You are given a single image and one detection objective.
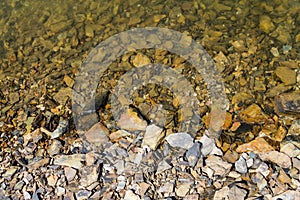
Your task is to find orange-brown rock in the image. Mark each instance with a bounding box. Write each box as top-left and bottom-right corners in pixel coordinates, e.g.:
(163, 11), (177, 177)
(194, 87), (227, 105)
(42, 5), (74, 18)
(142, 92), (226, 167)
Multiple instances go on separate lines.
(239, 104), (268, 124)
(236, 137), (274, 153)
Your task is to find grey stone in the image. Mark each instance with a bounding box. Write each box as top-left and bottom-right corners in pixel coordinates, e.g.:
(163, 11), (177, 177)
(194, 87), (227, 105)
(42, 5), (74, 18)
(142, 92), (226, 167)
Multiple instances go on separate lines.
(165, 132), (194, 150)
(235, 156), (247, 174)
(228, 185), (247, 200)
(185, 142), (201, 167)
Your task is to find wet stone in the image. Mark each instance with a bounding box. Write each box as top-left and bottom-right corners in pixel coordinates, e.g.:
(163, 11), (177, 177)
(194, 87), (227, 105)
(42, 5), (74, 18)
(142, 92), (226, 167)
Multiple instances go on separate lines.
(239, 104), (268, 124)
(275, 92), (300, 117)
(165, 132), (194, 150)
(275, 67), (296, 85)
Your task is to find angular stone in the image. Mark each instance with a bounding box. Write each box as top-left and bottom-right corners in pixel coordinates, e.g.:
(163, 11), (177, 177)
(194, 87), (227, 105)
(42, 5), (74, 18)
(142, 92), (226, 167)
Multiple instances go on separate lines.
(205, 155), (232, 177)
(259, 15), (275, 33)
(124, 190), (141, 200)
(292, 158), (300, 170)
(183, 194), (199, 200)
(47, 174), (58, 187)
(76, 190), (91, 200)
(142, 124), (164, 150)
(53, 87), (73, 105)
(54, 154), (85, 169)
(235, 156), (247, 174)
(158, 182), (174, 194)
(275, 67), (296, 85)
(109, 130), (131, 142)
(3, 167), (19, 180)
(9, 92), (19, 104)
(27, 157), (50, 169)
(185, 142), (201, 167)
(64, 167), (77, 182)
(175, 184), (190, 197)
(259, 151), (291, 168)
(271, 190), (300, 200)
(228, 185), (247, 200)
(48, 139), (62, 156)
(51, 119), (68, 139)
(23, 128), (43, 146)
(132, 53), (151, 67)
(117, 109), (147, 131)
(165, 132), (194, 150)
(63, 75), (74, 88)
(214, 186), (229, 200)
(288, 119), (300, 135)
(239, 104), (268, 124)
(80, 166), (99, 187)
(84, 123), (109, 146)
(156, 159), (171, 174)
(236, 137), (274, 153)
(280, 143), (300, 158)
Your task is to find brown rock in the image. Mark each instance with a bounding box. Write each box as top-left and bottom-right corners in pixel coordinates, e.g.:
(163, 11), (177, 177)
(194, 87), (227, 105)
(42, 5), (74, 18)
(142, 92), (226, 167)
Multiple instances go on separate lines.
(259, 15), (275, 33)
(259, 150), (291, 168)
(223, 150), (239, 163)
(117, 109), (147, 132)
(63, 75), (74, 88)
(239, 104), (268, 124)
(84, 123), (109, 146)
(275, 67), (296, 85)
(236, 137), (274, 153)
(132, 53), (151, 67)
(109, 130), (132, 142)
(275, 92), (300, 117)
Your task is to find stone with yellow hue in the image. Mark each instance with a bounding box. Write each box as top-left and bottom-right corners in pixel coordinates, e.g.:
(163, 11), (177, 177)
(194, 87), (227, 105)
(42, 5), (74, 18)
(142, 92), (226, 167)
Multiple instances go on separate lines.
(275, 67), (296, 85)
(132, 53), (151, 67)
(236, 137), (274, 153)
(239, 104), (268, 124)
(259, 15), (275, 33)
